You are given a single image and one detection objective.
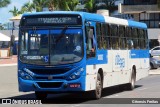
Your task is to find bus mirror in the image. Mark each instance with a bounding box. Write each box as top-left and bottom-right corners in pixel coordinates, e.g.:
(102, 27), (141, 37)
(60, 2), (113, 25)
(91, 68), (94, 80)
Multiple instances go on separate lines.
(89, 29), (93, 38)
(85, 21), (91, 27)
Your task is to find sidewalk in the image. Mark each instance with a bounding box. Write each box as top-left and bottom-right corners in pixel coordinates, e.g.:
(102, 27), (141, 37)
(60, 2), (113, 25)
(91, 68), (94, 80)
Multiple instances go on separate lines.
(0, 55), (17, 67)
(149, 69), (160, 75)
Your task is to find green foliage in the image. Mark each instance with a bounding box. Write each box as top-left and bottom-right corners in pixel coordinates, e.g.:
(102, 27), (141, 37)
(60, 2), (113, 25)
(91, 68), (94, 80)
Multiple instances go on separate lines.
(84, 0), (117, 13)
(21, 2), (35, 13)
(33, 0), (48, 12)
(67, 0), (79, 11)
(46, 0), (79, 11)
(46, 0), (59, 11)
(20, 0), (78, 12)
(84, 0), (96, 13)
(0, 24), (4, 30)
(0, 0), (10, 8)
(9, 6), (22, 16)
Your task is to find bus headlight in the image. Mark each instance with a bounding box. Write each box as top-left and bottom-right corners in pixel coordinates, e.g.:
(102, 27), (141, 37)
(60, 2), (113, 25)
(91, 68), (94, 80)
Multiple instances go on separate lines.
(68, 68), (84, 80)
(18, 70), (33, 80)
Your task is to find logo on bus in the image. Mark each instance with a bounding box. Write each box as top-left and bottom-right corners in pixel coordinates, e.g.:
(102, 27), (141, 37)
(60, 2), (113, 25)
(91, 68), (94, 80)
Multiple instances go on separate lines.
(43, 56), (49, 63)
(115, 54), (125, 68)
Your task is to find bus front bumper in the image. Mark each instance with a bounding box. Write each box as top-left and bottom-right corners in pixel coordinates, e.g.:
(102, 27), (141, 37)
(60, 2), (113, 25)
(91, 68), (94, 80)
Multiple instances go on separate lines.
(18, 76), (85, 92)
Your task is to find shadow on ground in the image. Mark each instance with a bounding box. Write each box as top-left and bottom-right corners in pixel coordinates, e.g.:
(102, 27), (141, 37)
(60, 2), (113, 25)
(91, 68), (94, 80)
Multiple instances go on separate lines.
(1, 85), (142, 104)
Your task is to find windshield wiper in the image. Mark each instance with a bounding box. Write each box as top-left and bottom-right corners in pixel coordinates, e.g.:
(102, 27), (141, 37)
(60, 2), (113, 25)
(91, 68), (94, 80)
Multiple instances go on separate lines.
(56, 26), (68, 43)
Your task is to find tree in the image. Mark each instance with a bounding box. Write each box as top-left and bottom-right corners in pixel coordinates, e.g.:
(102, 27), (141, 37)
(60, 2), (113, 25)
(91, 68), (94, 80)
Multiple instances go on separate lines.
(0, 23), (4, 30)
(9, 6), (22, 16)
(84, 0), (117, 13)
(84, 0), (97, 13)
(47, 0), (70, 11)
(58, 0), (70, 11)
(46, 0), (79, 11)
(21, 2), (35, 13)
(33, 0), (48, 12)
(0, 0), (10, 8)
(19, 0), (79, 12)
(46, 0), (59, 11)
(67, 0), (79, 11)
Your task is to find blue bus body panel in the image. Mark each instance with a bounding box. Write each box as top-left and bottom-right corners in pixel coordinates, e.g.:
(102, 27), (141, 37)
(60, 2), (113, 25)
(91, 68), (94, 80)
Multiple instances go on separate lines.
(18, 59), (86, 92)
(130, 50), (149, 59)
(86, 50), (108, 65)
(128, 20), (147, 29)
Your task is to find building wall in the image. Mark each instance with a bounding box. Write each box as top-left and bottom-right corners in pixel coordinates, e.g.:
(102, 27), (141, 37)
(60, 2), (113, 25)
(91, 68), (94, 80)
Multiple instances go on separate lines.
(0, 30), (18, 38)
(119, 0), (160, 48)
(148, 29), (160, 39)
(121, 5), (159, 13)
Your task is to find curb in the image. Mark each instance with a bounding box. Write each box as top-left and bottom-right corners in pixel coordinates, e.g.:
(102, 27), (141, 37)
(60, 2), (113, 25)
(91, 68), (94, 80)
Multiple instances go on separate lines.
(0, 63), (17, 67)
(149, 72), (160, 75)
(149, 73), (160, 75)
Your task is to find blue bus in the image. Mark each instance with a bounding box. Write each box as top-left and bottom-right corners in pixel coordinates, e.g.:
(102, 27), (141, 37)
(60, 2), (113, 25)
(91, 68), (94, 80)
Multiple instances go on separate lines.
(18, 11), (149, 99)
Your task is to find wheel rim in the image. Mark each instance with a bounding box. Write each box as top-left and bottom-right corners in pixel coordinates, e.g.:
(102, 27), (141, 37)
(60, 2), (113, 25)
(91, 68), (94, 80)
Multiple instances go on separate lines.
(96, 76), (102, 97)
(131, 74), (135, 89)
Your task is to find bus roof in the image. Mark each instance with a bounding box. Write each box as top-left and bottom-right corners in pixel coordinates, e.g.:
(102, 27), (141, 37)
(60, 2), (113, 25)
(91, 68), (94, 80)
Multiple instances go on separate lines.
(22, 11), (147, 29)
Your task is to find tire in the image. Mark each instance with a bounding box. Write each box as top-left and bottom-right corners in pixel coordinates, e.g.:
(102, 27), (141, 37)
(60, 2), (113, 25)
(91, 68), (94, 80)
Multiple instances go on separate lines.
(35, 91), (47, 100)
(92, 73), (102, 99)
(150, 63), (154, 69)
(126, 69), (136, 90)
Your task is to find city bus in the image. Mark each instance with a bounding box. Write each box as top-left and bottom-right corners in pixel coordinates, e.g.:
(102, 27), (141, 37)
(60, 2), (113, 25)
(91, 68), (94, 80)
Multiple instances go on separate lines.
(18, 11), (149, 99)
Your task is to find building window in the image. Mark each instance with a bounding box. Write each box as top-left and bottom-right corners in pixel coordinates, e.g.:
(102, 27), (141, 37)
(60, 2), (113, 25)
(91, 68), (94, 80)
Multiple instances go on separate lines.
(140, 13), (149, 20)
(124, 0), (157, 5)
(140, 13), (160, 28)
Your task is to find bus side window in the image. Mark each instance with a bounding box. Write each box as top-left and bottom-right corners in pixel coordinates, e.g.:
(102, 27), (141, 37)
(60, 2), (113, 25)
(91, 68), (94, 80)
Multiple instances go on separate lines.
(86, 27), (96, 58)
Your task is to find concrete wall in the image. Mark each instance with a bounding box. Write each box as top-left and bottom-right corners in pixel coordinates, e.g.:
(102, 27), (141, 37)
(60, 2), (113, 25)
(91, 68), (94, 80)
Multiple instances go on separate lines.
(121, 5), (160, 13)
(148, 29), (160, 39)
(0, 30), (18, 38)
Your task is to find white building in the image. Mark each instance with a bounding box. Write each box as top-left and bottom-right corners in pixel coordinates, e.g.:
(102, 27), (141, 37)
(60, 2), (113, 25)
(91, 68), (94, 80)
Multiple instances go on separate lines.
(118, 0), (160, 48)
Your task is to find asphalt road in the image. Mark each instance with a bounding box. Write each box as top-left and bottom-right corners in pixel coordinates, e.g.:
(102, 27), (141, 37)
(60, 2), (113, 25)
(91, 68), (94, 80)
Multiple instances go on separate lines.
(0, 66), (160, 107)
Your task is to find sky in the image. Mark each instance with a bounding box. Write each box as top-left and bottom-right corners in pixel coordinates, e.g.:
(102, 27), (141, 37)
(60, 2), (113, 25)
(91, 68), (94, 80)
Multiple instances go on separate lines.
(0, 0), (123, 24)
(0, 0), (30, 24)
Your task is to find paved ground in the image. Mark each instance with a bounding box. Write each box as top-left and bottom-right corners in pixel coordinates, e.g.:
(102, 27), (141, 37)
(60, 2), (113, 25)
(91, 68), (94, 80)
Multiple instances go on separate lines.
(0, 65), (160, 107)
(0, 55), (17, 66)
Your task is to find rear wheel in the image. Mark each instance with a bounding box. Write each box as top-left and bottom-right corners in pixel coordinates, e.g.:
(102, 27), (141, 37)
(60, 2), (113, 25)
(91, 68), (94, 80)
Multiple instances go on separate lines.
(126, 69), (136, 90)
(35, 91), (47, 100)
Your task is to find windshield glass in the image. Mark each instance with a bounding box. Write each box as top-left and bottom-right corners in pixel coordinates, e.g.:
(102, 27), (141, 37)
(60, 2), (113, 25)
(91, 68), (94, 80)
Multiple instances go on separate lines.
(19, 28), (83, 65)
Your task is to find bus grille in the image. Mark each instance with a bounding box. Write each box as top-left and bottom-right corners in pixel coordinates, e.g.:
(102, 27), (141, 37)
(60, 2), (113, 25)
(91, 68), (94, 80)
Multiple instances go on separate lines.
(37, 82), (63, 88)
(35, 76), (64, 80)
(29, 68), (70, 75)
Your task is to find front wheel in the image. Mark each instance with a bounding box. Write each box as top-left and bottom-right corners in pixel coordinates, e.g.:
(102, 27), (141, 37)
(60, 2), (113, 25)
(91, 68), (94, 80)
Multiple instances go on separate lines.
(91, 73), (102, 99)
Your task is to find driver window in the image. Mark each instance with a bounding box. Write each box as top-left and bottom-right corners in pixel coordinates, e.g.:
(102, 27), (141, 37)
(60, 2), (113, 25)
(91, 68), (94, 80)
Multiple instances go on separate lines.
(20, 31), (28, 55)
(86, 27), (96, 58)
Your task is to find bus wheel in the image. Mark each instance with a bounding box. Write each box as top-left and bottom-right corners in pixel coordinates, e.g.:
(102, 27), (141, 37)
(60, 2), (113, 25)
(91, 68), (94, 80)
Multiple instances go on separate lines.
(127, 69), (136, 90)
(35, 91), (47, 100)
(93, 73), (102, 99)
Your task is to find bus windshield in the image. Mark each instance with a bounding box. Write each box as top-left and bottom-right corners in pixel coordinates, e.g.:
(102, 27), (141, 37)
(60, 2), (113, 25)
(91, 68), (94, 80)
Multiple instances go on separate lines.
(19, 28), (83, 65)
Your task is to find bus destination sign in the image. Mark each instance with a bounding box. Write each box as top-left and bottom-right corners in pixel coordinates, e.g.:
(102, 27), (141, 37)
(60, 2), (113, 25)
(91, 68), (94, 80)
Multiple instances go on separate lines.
(22, 15), (82, 26)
